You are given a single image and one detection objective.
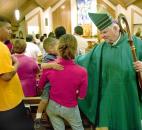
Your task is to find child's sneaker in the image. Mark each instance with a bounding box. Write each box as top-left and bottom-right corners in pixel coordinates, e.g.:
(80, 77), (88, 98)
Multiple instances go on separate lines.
(34, 118), (41, 129)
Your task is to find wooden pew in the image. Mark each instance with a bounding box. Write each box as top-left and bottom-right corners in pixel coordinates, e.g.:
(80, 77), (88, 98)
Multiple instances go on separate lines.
(23, 96), (41, 119)
(23, 96), (41, 106)
(23, 96), (51, 129)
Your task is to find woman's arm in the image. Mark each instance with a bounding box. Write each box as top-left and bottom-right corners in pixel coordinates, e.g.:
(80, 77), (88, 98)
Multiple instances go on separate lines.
(41, 62), (64, 70)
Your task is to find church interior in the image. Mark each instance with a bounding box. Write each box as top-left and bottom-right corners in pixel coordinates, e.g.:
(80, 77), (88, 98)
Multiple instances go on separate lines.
(1, 0), (142, 130)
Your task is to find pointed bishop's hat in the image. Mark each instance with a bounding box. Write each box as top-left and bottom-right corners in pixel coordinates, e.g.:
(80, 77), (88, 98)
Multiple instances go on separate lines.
(88, 13), (113, 31)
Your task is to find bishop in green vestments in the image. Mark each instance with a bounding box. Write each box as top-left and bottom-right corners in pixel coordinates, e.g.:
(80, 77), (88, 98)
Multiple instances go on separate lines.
(76, 13), (142, 130)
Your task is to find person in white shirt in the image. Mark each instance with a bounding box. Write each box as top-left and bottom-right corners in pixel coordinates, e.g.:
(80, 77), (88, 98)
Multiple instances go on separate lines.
(74, 26), (88, 55)
(25, 34), (42, 60)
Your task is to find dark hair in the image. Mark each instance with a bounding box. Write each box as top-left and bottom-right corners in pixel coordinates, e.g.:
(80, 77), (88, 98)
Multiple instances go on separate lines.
(58, 34), (77, 59)
(40, 36), (45, 42)
(55, 26), (66, 39)
(35, 34), (40, 39)
(26, 35), (33, 42)
(135, 32), (141, 37)
(43, 33), (47, 37)
(4, 40), (11, 45)
(13, 39), (27, 54)
(74, 26), (83, 35)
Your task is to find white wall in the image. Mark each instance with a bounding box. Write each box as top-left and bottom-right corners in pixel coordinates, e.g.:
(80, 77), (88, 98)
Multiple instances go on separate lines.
(128, 5), (142, 24)
(115, 5), (142, 34)
(25, 1), (67, 36)
(43, 7), (53, 35)
(70, 0), (78, 34)
(42, 0), (66, 35)
(25, 7), (44, 35)
(17, 20), (26, 38)
(115, 4), (127, 18)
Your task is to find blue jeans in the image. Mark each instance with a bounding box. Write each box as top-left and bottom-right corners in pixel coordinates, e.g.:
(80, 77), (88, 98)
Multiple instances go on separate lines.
(46, 100), (84, 130)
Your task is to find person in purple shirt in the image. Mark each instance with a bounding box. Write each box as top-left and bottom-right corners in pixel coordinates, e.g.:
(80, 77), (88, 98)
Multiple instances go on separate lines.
(13, 39), (40, 97)
(39, 34), (88, 130)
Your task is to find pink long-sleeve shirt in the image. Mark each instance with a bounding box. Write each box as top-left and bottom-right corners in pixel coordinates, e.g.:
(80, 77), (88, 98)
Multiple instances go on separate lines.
(39, 58), (88, 107)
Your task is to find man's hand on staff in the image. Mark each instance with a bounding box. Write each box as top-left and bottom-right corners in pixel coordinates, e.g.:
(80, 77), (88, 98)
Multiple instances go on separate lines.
(134, 61), (142, 72)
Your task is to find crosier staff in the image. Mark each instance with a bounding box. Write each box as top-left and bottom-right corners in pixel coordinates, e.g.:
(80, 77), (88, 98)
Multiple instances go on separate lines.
(118, 13), (142, 91)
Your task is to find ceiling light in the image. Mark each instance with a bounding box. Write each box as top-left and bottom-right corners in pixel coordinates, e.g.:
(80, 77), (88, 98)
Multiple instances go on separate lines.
(61, 5), (65, 9)
(15, 9), (20, 21)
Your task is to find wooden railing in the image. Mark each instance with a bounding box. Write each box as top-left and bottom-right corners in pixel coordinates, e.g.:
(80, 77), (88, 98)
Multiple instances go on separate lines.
(23, 96), (41, 106)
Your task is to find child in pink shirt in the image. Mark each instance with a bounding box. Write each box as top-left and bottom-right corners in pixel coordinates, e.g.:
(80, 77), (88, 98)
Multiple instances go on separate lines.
(35, 37), (63, 127)
(39, 34), (88, 130)
(13, 39), (40, 97)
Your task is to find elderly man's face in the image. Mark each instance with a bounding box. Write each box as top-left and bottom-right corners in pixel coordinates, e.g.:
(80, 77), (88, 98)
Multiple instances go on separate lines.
(100, 25), (119, 44)
(0, 22), (12, 41)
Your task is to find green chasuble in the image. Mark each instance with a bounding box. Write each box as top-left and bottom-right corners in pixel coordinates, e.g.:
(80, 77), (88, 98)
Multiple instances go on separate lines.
(75, 33), (142, 130)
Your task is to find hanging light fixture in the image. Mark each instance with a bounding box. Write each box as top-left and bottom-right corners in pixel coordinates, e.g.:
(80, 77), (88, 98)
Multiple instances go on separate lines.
(15, 9), (20, 21)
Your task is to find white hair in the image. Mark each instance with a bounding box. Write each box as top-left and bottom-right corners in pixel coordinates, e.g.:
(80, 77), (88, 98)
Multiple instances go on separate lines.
(107, 23), (120, 32)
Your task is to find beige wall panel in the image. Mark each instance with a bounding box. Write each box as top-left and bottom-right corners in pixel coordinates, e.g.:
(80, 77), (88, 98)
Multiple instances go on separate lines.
(52, 0), (71, 33)
(97, 0), (116, 18)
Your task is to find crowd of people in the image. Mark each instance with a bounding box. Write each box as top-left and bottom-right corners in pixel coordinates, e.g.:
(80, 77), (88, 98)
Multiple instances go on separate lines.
(1, 12), (142, 130)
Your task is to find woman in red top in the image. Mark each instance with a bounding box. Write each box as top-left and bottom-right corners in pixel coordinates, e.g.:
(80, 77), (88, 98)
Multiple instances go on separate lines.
(39, 34), (88, 130)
